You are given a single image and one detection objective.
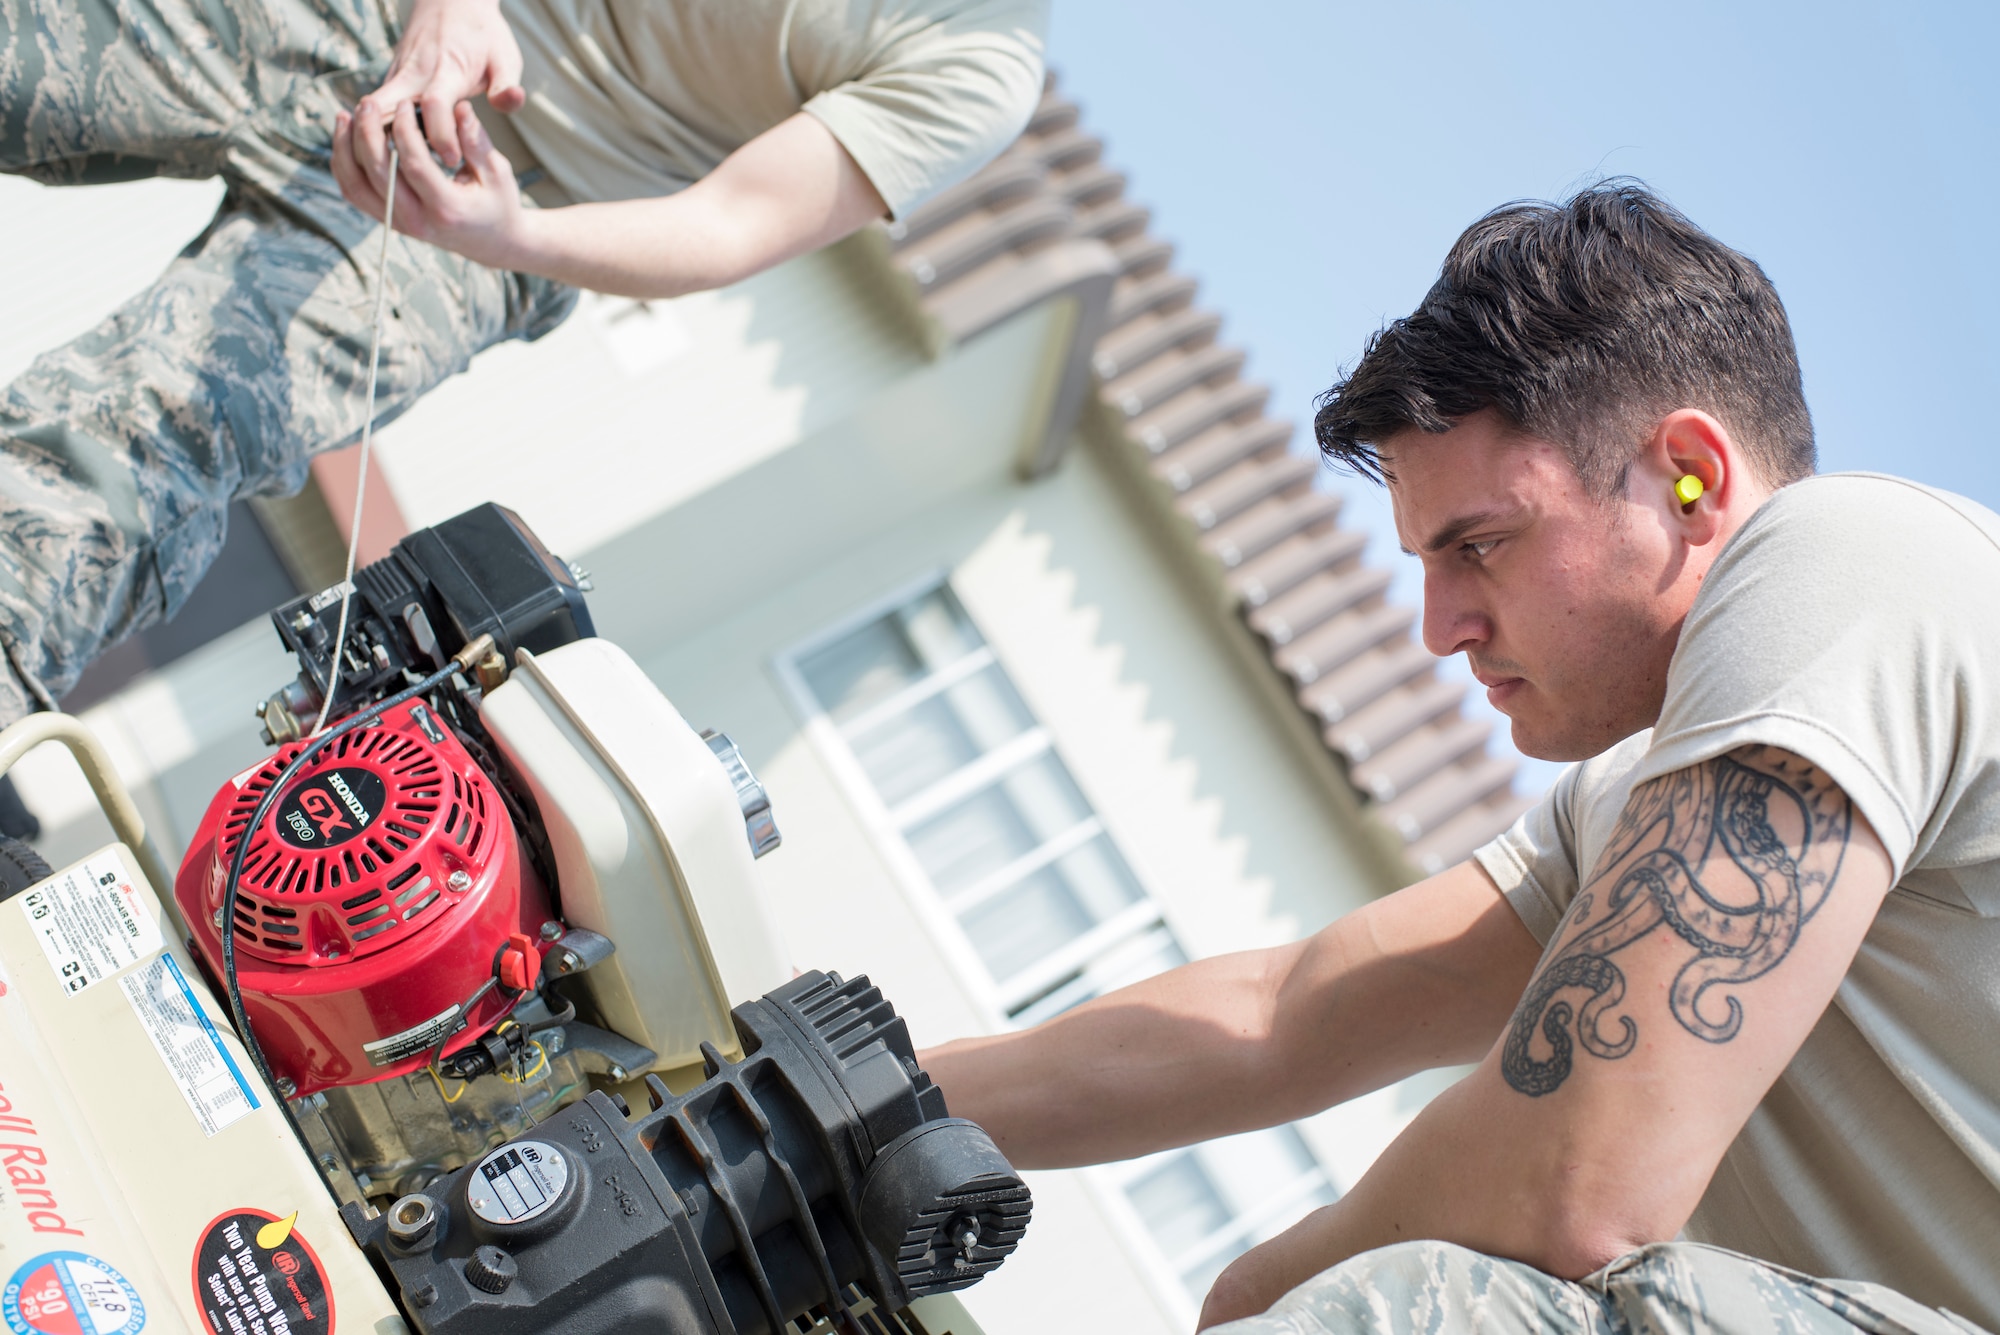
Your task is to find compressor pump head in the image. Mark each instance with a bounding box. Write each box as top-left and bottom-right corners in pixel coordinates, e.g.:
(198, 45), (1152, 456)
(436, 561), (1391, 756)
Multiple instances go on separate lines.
(350, 971), (1031, 1335)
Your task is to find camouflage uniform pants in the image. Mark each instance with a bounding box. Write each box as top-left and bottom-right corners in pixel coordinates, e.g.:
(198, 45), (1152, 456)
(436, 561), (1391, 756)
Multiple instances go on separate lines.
(1209, 1242), (1992, 1335)
(0, 0), (577, 721)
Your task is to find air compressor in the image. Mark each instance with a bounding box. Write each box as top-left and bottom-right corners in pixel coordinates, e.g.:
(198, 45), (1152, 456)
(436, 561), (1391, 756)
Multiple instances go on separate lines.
(0, 504), (1028, 1335)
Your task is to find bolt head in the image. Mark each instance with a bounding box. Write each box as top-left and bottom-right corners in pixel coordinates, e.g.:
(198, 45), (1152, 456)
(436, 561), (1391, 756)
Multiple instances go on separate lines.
(275, 1077), (297, 1098)
(386, 1193), (439, 1247)
(539, 920), (563, 942)
(447, 870), (473, 892)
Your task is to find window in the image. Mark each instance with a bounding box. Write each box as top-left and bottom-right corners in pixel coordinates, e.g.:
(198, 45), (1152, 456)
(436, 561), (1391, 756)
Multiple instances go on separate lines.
(782, 580), (1335, 1303)
(786, 584), (1183, 1024)
(1115, 1128), (1336, 1298)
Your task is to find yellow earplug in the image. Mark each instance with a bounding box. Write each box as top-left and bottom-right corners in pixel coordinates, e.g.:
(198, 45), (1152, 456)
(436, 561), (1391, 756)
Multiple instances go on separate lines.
(1674, 474), (1705, 506)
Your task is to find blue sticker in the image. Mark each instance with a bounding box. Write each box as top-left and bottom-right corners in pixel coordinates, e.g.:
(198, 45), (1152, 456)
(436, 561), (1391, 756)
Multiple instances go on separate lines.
(3, 1251), (145, 1335)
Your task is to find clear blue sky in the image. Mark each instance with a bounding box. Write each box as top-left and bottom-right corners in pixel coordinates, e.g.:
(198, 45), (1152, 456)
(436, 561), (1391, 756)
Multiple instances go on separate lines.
(1047, 0), (1997, 785)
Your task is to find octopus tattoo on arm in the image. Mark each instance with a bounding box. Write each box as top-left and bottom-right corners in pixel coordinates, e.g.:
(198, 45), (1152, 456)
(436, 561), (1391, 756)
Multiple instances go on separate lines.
(1501, 746), (1854, 1097)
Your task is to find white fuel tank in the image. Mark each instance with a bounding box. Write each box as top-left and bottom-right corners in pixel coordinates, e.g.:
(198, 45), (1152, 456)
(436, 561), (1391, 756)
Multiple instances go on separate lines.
(477, 639), (790, 1082)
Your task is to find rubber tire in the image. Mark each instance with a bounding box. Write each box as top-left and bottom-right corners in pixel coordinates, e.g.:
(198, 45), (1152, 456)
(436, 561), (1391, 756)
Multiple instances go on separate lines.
(0, 835), (53, 901)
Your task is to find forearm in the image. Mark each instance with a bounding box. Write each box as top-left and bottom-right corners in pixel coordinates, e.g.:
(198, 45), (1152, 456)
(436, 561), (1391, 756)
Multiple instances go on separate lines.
(501, 192), (784, 300)
(924, 862), (1537, 1169)
(496, 112), (887, 300)
(923, 947), (1314, 1169)
(1200, 753), (1895, 1328)
(339, 102), (888, 298)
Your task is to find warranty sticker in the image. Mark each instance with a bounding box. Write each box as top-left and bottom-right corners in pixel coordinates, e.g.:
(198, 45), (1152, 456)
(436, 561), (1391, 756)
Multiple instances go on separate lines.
(191, 1211), (333, 1335)
(3, 1250), (145, 1335)
(17, 853), (161, 997)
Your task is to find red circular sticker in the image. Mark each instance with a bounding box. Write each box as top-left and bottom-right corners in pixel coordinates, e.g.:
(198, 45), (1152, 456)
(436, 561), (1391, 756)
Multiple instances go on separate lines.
(191, 1210), (335, 1335)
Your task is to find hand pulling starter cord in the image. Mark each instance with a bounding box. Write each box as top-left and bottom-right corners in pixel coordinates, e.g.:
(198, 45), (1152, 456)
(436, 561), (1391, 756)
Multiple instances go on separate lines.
(311, 142), (400, 738)
(219, 144), (428, 1182)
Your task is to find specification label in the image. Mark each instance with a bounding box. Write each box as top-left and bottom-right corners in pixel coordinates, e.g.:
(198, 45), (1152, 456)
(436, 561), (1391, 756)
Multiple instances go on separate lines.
(18, 852), (161, 997)
(468, 1141), (569, 1225)
(121, 954), (260, 1137)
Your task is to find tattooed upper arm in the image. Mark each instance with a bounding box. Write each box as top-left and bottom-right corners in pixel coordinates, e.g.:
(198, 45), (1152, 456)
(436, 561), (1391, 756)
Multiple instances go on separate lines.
(1221, 748), (1891, 1280)
(1502, 745), (1865, 1098)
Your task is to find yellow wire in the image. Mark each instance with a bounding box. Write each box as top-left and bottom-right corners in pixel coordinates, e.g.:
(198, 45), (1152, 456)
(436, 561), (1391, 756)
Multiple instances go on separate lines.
(427, 1062), (468, 1104)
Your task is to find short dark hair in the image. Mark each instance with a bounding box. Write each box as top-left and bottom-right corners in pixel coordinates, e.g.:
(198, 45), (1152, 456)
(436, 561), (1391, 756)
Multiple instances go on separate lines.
(1313, 180), (1814, 496)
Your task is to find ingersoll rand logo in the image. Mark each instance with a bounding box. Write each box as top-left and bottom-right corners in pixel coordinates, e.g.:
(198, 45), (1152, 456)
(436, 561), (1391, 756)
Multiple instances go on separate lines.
(275, 767), (387, 850)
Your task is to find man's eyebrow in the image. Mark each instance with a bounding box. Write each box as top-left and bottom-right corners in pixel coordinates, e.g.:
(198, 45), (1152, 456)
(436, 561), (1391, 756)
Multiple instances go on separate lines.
(1399, 508), (1520, 557)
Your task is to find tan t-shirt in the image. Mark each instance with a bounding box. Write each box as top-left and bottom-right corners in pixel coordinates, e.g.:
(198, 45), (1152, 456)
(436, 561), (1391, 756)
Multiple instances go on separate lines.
(493, 0), (1048, 217)
(1475, 473), (2000, 1325)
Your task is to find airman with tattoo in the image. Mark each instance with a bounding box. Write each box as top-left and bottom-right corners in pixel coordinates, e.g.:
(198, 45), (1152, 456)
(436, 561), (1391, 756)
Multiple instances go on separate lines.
(922, 182), (2000, 1334)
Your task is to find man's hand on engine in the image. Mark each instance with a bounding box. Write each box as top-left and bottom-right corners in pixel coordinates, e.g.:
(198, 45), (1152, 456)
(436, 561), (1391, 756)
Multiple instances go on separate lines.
(347, 0), (523, 184)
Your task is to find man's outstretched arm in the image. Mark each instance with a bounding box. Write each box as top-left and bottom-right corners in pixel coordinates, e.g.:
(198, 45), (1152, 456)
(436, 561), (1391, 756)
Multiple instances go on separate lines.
(333, 101), (889, 301)
(922, 858), (1543, 1170)
(333, 0), (890, 294)
(1198, 745), (1892, 1328)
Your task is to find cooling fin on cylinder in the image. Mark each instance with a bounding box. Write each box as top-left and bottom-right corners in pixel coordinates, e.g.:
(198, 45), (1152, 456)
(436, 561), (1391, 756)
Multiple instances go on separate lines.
(765, 973), (1029, 1295)
(349, 971), (1031, 1335)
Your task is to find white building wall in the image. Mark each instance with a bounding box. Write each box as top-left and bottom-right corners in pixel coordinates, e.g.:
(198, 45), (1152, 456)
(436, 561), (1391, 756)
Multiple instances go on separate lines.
(370, 241), (932, 557)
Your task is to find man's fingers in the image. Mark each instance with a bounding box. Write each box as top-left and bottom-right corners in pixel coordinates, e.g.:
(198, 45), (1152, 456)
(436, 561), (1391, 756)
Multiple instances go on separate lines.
(331, 112), (387, 220)
(353, 57), (429, 168)
(456, 103), (515, 190)
(391, 100), (454, 214)
(487, 40), (526, 114)
(419, 89), (463, 168)
(357, 66), (424, 119)
(456, 104), (492, 172)
(330, 111), (359, 198)
(351, 96), (394, 188)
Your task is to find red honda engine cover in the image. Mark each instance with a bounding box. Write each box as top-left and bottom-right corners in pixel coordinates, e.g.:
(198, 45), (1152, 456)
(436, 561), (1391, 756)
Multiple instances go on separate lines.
(175, 699), (551, 1096)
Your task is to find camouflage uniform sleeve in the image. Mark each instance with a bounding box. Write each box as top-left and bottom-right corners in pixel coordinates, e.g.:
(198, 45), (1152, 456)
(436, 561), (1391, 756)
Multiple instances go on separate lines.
(0, 0), (574, 721)
(1204, 1239), (1987, 1334)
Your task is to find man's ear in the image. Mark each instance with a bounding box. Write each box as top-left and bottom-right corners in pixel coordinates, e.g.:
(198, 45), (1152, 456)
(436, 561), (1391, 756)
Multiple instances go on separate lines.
(1641, 409), (1735, 547)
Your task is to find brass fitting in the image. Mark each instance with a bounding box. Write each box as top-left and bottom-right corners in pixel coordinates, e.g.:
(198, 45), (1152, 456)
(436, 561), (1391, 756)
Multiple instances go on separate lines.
(447, 633), (508, 691)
